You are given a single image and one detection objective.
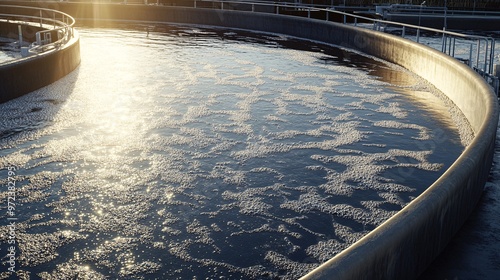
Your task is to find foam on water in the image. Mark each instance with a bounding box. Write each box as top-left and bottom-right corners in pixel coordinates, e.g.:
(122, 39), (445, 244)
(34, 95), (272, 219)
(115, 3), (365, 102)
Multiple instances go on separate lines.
(0, 37), (21, 64)
(0, 24), (470, 279)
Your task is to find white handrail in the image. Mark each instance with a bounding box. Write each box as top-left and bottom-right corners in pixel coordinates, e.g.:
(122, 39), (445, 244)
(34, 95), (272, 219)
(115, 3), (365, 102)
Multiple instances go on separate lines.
(0, 5), (75, 56)
(194, 0), (498, 94)
(197, 0), (495, 73)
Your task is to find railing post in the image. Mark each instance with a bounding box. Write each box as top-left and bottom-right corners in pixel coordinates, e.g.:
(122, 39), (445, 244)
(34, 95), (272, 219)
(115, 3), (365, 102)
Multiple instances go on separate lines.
(221, 1), (224, 10)
(308, 8), (310, 18)
(469, 44), (473, 67)
(45, 32), (51, 45)
(354, 17), (357, 26)
(476, 40), (481, 70)
(416, 28), (420, 43)
(252, 4), (254, 12)
(446, 36), (450, 54)
(18, 25), (23, 48)
(343, 14), (346, 24)
(326, 10), (329, 21)
(484, 39), (489, 73)
(36, 32), (41, 46)
(443, 34), (448, 53)
(451, 37), (455, 57)
(441, 33), (446, 52)
(489, 39), (495, 74)
(39, 10), (43, 27)
(194, 0), (196, 8)
(402, 26), (405, 38)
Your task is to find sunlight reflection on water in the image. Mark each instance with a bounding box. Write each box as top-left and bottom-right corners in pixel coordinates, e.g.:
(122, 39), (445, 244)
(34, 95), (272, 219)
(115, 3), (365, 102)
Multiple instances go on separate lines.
(0, 24), (471, 279)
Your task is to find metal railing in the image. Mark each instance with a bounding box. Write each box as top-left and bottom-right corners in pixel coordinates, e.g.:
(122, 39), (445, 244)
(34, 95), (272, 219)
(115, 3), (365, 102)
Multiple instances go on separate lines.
(192, 0), (499, 95)
(2, 1), (496, 93)
(0, 5), (75, 57)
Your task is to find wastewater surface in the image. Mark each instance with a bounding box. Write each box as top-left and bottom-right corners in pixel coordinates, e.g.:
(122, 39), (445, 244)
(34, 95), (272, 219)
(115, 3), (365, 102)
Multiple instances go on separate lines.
(0, 24), (470, 279)
(0, 38), (21, 64)
(0, 50), (17, 64)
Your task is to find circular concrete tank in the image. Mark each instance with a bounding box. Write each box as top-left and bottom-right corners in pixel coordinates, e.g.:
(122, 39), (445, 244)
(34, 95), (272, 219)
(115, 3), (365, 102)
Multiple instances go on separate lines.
(0, 3), (497, 280)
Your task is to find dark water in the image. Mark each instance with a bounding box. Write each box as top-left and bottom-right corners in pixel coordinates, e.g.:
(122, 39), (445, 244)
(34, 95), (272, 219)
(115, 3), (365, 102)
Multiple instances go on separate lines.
(0, 24), (469, 279)
(0, 35), (23, 64)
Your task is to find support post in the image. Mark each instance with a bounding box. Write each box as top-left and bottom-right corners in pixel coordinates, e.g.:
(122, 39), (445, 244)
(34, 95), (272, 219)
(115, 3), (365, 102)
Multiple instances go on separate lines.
(451, 37), (455, 57)
(36, 32), (41, 46)
(484, 40), (489, 73)
(476, 40), (481, 70)
(489, 39), (495, 74)
(18, 25), (23, 48)
(441, 32), (446, 52)
(469, 44), (473, 67)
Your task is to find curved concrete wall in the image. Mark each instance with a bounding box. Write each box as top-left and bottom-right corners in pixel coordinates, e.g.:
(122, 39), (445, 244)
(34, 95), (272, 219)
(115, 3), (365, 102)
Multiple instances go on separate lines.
(5, 3), (498, 279)
(0, 22), (80, 103)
